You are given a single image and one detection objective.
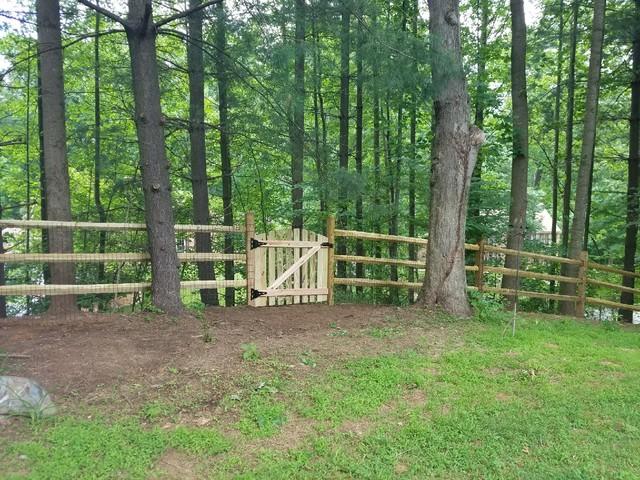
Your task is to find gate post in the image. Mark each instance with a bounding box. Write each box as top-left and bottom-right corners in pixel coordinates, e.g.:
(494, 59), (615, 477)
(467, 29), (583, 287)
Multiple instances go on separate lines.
(327, 215), (335, 305)
(245, 211), (256, 306)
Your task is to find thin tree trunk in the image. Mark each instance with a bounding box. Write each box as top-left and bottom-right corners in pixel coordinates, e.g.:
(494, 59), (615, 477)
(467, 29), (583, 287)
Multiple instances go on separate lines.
(188, 0), (218, 306)
(290, 0), (305, 229)
(560, 0), (606, 315)
(25, 43), (33, 314)
(215, 2), (234, 306)
(502, 0), (529, 300)
(550, 0), (564, 298)
(418, 0), (484, 317)
(621, 0), (640, 322)
(125, 0), (182, 314)
(336, 5), (350, 283)
(36, 0), (76, 314)
(372, 15), (382, 259)
(36, 56), (49, 285)
(470, 0), (488, 242)
(94, 4), (108, 296)
(311, 14), (325, 213)
(0, 203), (5, 318)
(355, 15), (364, 291)
(562, 0), (580, 255)
(407, 0), (418, 304)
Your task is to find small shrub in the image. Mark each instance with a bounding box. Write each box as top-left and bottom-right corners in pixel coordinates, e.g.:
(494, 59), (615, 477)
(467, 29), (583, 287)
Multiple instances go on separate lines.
(241, 343), (260, 361)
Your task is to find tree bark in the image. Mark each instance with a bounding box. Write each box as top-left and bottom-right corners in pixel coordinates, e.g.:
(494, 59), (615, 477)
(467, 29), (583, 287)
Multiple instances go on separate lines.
(336, 5), (350, 282)
(311, 14), (327, 214)
(290, 0), (305, 229)
(215, 1), (234, 306)
(418, 0), (484, 317)
(36, 0), (76, 314)
(125, 0), (182, 314)
(502, 0), (529, 299)
(372, 14), (382, 259)
(562, 0), (580, 255)
(188, 0), (219, 306)
(36, 56), (50, 286)
(620, 0), (640, 322)
(560, 0), (606, 315)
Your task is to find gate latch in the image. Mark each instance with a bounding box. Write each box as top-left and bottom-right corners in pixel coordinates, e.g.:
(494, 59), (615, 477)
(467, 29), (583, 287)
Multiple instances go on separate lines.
(250, 288), (267, 300)
(251, 238), (267, 249)
(321, 242), (334, 248)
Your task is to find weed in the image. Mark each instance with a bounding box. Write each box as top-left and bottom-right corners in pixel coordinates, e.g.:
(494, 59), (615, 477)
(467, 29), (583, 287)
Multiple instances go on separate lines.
(241, 342), (260, 361)
(299, 350), (317, 368)
(367, 326), (403, 338)
(141, 401), (177, 421)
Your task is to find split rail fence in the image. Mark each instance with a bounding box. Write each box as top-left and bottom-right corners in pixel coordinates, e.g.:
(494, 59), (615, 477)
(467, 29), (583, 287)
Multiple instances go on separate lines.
(0, 213), (638, 317)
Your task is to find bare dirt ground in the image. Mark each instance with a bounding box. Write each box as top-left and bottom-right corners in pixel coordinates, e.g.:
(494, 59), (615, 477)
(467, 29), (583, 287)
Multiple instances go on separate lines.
(0, 304), (460, 424)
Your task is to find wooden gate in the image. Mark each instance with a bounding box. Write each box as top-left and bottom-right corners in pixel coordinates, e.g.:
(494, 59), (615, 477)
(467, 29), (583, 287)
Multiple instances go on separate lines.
(248, 228), (331, 306)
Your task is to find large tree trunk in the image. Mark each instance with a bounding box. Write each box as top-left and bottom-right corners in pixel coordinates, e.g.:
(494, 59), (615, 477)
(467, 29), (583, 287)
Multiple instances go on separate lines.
(620, 0), (640, 322)
(562, 0), (580, 255)
(336, 6), (350, 282)
(125, 0), (182, 314)
(36, 0), (76, 314)
(215, 2), (235, 307)
(290, 0), (305, 229)
(418, 0), (484, 317)
(502, 0), (529, 299)
(560, 0), (606, 315)
(188, 0), (218, 306)
(94, 4), (108, 295)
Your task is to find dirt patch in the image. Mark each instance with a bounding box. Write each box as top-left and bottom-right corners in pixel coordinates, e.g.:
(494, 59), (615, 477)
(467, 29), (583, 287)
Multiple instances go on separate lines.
(0, 305), (455, 418)
(151, 449), (199, 480)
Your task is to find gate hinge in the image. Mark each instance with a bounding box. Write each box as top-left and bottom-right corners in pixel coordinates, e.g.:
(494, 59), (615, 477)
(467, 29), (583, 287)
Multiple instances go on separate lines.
(250, 238), (267, 249)
(321, 242), (334, 248)
(251, 288), (267, 300)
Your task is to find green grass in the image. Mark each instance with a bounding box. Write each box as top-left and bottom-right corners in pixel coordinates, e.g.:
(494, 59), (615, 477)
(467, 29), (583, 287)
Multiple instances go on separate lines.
(2, 313), (639, 479)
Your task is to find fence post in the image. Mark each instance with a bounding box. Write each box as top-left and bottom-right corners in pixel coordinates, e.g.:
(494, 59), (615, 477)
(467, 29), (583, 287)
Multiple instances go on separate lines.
(245, 211), (256, 306)
(475, 239), (485, 292)
(576, 250), (588, 318)
(326, 215), (335, 305)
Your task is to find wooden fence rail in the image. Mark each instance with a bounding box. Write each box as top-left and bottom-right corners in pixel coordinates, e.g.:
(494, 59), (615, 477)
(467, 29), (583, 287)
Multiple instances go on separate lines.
(331, 224), (639, 317)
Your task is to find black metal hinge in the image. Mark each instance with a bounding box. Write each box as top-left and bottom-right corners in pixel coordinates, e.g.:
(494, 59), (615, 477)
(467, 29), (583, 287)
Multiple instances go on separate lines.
(250, 238), (267, 250)
(321, 242), (334, 248)
(250, 288), (267, 300)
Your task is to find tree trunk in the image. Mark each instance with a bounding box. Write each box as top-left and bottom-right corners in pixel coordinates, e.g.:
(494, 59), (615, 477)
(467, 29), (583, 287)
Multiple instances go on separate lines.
(36, 0), (76, 314)
(336, 6), (350, 282)
(290, 0), (305, 229)
(418, 0), (484, 317)
(372, 15), (382, 259)
(0, 203), (5, 318)
(562, 0), (580, 255)
(215, 2), (235, 306)
(620, 0), (640, 322)
(355, 16), (364, 291)
(36, 57), (50, 285)
(502, 0), (529, 299)
(560, 0), (606, 315)
(125, 0), (182, 314)
(94, 4), (108, 297)
(188, 0), (218, 306)
(311, 14), (326, 214)
(407, 0), (419, 304)
(469, 0), (488, 242)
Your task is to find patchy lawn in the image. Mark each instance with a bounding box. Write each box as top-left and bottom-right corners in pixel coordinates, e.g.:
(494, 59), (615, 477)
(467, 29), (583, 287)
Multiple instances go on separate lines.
(1, 304), (639, 479)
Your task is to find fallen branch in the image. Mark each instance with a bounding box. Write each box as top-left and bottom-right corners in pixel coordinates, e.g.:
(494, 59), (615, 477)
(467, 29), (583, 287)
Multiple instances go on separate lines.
(0, 353), (30, 359)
